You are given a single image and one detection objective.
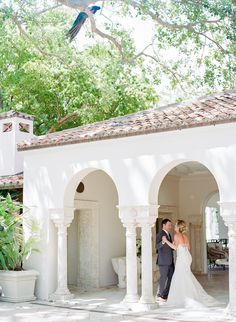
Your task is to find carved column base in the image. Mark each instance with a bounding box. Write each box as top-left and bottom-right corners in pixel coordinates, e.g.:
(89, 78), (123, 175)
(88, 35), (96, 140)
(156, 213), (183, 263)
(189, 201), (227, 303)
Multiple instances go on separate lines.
(123, 293), (139, 303)
(139, 295), (156, 305)
(121, 299), (158, 311)
(138, 302), (158, 311)
(50, 287), (74, 301)
(226, 304), (236, 315)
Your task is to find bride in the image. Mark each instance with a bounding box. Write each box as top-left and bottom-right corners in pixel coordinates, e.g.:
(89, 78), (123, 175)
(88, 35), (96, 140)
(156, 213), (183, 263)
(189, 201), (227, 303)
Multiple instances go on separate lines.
(162, 219), (217, 308)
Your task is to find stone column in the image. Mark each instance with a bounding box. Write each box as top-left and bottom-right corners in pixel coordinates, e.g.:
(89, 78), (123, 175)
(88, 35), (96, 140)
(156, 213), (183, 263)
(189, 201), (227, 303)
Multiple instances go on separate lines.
(219, 201), (236, 313)
(50, 208), (74, 301)
(118, 206), (139, 304)
(137, 205), (158, 309)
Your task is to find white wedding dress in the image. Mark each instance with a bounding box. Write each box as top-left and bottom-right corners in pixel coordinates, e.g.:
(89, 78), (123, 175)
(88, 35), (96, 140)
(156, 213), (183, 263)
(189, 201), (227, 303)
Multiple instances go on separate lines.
(166, 244), (217, 308)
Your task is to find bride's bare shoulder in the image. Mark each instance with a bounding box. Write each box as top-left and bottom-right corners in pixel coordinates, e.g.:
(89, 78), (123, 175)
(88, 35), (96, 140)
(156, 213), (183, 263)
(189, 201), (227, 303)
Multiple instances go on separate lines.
(174, 233), (188, 244)
(174, 233), (181, 241)
(182, 233), (189, 242)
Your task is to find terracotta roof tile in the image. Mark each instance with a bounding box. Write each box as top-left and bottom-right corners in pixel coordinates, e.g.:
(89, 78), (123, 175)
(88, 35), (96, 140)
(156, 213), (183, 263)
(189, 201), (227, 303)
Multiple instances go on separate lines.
(17, 88), (236, 151)
(0, 173), (23, 189)
(0, 110), (34, 121)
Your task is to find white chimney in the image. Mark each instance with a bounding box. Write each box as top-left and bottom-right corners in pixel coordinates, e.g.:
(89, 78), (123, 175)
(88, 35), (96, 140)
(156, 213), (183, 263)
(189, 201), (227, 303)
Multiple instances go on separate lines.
(0, 111), (34, 176)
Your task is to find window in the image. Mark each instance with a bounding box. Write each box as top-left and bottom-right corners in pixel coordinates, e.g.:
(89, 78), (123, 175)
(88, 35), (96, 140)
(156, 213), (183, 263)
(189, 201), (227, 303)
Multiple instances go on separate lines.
(3, 123), (12, 132)
(19, 122), (30, 133)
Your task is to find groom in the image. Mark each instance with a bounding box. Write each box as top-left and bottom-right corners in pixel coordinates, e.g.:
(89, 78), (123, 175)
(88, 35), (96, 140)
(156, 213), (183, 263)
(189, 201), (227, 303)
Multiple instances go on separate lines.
(156, 218), (174, 302)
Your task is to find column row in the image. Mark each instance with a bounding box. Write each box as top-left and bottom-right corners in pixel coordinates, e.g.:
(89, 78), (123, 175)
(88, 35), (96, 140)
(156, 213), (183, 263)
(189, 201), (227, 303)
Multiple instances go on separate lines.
(119, 205), (158, 310)
(49, 202), (236, 314)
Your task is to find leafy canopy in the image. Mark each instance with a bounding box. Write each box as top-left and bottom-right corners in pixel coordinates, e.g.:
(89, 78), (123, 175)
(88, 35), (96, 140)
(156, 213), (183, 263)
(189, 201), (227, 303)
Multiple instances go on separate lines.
(0, 0), (235, 134)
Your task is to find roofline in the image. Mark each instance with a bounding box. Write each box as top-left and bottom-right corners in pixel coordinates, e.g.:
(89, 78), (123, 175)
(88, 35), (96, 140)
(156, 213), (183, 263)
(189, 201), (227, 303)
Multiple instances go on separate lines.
(157, 88), (236, 112)
(0, 184), (23, 190)
(18, 116), (236, 152)
(0, 110), (34, 121)
(0, 172), (24, 189)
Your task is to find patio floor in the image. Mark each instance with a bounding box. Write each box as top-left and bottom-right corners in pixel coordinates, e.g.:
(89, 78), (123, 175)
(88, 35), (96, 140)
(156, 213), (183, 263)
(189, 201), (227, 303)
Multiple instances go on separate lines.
(11, 268), (231, 322)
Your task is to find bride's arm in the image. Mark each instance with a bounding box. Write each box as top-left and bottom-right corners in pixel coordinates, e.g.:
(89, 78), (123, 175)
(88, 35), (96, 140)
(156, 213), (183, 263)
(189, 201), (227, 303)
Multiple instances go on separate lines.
(162, 235), (178, 250)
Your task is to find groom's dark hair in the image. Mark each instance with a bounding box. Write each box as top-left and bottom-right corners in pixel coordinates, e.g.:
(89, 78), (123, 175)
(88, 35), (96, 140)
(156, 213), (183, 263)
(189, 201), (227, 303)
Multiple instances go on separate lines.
(162, 218), (171, 226)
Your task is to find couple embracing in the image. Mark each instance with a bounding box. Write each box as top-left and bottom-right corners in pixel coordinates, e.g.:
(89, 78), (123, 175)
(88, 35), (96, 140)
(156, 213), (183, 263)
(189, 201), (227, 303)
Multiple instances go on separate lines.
(156, 218), (217, 308)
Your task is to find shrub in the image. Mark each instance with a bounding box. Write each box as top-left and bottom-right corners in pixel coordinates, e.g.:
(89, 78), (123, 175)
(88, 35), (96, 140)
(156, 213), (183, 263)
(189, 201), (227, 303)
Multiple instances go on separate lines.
(0, 194), (39, 271)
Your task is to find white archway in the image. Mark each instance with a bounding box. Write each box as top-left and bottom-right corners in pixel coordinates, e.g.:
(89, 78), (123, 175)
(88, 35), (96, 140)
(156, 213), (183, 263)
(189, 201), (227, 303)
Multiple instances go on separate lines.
(149, 159), (222, 205)
(67, 169), (125, 290)
(51, 167), (125, 300)
(149, 159), (221, 273)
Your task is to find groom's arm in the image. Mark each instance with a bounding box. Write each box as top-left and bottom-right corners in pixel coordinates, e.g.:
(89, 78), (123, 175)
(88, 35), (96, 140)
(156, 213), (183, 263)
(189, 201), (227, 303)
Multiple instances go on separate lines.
(156, 231), (165, 251)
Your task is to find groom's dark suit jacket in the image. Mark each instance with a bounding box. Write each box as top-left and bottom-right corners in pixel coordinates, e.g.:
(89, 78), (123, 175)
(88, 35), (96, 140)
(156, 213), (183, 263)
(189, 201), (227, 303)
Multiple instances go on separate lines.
(156, 230), (174, 266)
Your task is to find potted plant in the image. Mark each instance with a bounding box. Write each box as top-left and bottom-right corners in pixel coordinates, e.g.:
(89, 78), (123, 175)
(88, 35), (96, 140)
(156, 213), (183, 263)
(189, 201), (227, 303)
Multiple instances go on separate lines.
(0, 193), (39, 302)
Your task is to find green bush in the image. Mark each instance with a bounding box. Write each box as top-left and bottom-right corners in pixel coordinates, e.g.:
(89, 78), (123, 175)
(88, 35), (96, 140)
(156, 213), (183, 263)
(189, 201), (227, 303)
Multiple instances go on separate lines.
(0, 194), (39, 271)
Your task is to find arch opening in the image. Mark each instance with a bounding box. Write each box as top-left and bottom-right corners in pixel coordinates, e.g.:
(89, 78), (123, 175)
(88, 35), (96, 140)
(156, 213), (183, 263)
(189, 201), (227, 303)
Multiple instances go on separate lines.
(66, 169), (125, 291)
(151, 161), (228, 305)
(203, 191), (228, 274)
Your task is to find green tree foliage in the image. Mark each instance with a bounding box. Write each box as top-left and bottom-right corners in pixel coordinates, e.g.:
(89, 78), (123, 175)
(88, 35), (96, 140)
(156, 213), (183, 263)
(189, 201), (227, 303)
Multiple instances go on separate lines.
(0, 0), (235, 134)
(0, 3), (157, 134)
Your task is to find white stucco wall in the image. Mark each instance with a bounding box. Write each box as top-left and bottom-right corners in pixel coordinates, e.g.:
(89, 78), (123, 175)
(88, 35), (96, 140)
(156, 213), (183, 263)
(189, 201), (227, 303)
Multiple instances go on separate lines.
(158, 175), (179, 206)
(178, 174), (218, 221)
(22, 121), (236, 299)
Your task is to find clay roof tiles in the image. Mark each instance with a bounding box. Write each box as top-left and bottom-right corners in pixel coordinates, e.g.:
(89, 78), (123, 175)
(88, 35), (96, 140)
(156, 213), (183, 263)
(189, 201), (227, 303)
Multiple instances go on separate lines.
(0, 110), (34, 121)
(17, 88), (236, 151)
(0, 173), (23, 189)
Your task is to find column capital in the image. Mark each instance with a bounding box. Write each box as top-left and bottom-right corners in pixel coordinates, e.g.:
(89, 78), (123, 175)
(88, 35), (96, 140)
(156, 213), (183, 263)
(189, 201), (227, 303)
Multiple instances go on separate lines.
(50, 207), (75, 226)
(117, 204), (159, 225)
(117, 205), (137, 225)
(136, 204), (159, 226)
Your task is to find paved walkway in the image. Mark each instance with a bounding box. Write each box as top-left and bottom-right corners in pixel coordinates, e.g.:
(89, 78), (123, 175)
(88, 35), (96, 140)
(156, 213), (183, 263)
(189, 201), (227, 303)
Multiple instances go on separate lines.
(1, 301), (236, 322)
(0, 270), (235, 322)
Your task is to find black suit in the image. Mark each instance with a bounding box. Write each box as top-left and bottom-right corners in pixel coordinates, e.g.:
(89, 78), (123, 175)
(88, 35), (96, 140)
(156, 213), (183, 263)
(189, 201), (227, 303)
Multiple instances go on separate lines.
(156, 230), (174, 297)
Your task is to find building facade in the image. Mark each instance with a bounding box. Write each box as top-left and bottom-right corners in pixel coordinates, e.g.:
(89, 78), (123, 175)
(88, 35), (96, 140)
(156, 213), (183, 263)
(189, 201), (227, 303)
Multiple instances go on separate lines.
(1, 89), (236, 311)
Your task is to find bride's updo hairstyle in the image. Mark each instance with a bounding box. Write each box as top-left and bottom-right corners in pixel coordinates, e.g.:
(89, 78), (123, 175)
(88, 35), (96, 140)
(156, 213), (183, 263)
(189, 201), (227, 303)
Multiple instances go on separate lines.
(176, 220), (187, 234)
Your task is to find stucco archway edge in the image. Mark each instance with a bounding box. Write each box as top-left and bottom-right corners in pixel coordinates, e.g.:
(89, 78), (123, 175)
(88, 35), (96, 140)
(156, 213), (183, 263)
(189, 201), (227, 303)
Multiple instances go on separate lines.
(50, 154), (228, 220)
(62, 166), (121, 207)
(148, 157), (223, 205)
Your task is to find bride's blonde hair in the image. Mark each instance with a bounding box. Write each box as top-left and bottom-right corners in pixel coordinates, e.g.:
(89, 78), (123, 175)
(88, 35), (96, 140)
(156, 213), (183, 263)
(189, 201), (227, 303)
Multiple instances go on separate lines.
(176, 219), (187, 234)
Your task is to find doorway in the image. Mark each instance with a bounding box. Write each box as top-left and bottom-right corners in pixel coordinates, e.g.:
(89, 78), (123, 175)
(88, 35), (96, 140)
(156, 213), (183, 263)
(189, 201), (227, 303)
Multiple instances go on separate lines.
(77, 208), (99, 289)
(203, 192), (228, 273)
(67, 200), (99, 290)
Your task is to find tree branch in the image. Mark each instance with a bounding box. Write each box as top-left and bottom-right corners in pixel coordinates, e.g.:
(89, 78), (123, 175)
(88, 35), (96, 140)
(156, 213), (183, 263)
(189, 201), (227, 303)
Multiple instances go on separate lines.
(12, 15), (68, 64)
(142, 53), (187, 93)
(48, 111), (79, 133)
(87, 10), (125, 59)
(37, 4), (62, 15)
(124, 42), (153, 64)
(129, 0), (226, 53)
(58, 1), (226, 56)
(194, 31), (227, 53)
(129, 0), (221, 29)
(56, 0), (95, 9)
